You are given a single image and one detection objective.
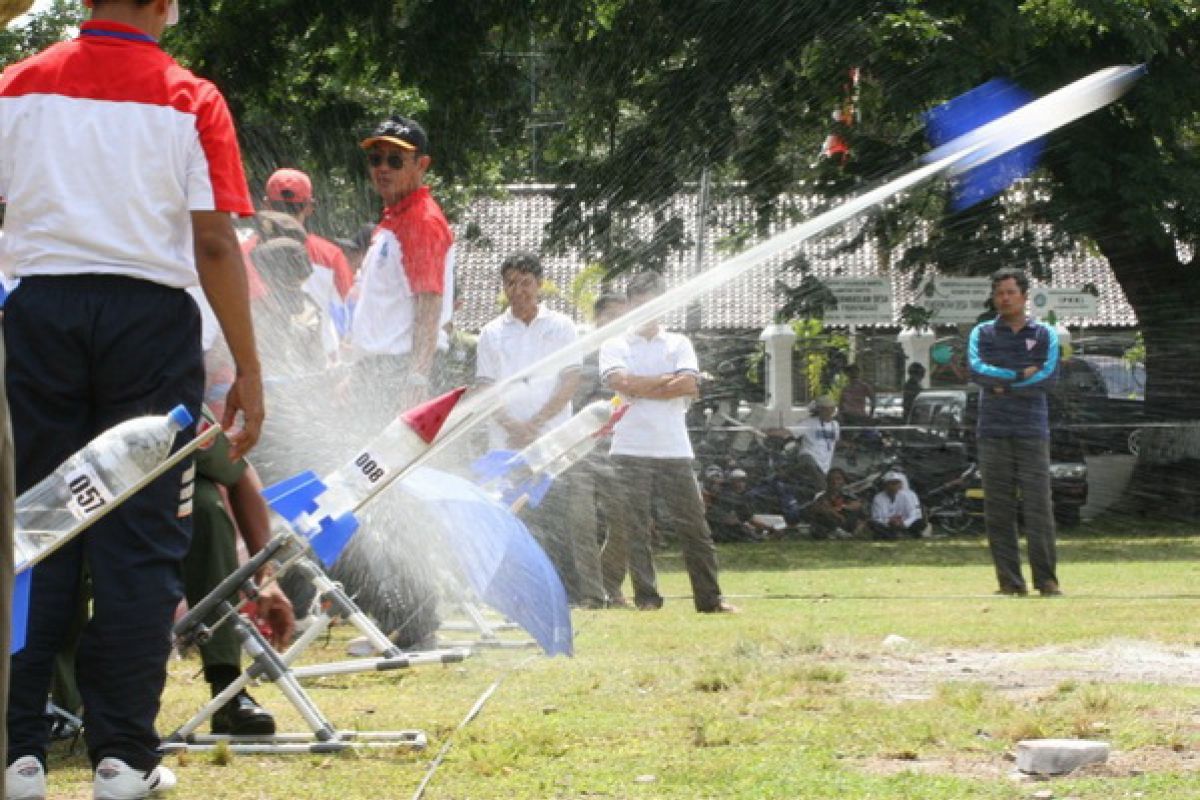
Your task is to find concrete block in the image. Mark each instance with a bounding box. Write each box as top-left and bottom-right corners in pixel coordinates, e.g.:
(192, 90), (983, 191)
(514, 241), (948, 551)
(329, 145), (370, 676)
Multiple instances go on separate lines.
(1016, 739), (1110, 775)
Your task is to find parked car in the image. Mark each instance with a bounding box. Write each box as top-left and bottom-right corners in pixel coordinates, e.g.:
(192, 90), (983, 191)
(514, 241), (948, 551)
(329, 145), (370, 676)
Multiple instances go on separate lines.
(872, 392), (905, 421)
(1055, 355), (1149, 455)
(904, 386), (1088, 527)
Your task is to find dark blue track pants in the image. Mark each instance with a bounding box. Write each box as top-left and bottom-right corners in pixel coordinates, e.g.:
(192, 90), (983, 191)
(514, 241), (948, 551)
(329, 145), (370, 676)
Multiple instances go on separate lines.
(4, 275), (203, 772)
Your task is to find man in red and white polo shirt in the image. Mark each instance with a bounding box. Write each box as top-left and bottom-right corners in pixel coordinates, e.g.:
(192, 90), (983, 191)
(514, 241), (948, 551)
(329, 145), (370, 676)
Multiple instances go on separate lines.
(0, 0), (262, 796)
(349, 114), (455, 427)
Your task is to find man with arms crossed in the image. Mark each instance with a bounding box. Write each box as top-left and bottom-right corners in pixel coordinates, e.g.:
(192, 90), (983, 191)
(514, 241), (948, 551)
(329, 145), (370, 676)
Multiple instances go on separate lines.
(0, 0), (263, 796)
(968, 268), (1061, 597)
(600, 272), (737, 614)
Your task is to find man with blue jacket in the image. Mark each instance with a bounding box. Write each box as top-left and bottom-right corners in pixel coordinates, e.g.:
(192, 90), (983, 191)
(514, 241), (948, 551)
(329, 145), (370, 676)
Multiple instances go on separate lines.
(968, 268), (1062, 597)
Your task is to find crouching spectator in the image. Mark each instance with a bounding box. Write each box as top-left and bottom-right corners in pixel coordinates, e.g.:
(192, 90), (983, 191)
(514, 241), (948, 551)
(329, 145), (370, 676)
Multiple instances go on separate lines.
(808, 467), (866, 540)
(869, 471), (925, 540)
(705, 468), (773, 542)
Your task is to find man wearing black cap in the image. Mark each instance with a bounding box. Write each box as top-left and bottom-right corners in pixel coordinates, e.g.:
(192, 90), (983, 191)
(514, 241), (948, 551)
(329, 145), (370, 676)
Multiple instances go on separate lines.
(349, 115), (454, 424)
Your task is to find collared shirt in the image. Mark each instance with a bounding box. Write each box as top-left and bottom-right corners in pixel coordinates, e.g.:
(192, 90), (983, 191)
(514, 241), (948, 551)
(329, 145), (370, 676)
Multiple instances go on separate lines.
(599, 327), (699, 459)
(0, 20), (253, 287)
(476, 304), (580, 449)
(871, 488), (923, 527)
(351, 186), (455, 356)
(968, 315), (1059, 439)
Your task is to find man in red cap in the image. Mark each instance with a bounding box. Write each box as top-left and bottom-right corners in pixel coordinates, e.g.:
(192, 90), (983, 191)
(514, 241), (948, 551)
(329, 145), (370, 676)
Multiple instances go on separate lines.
(242, 168), (354, 336)
(349, 114), (455, 427)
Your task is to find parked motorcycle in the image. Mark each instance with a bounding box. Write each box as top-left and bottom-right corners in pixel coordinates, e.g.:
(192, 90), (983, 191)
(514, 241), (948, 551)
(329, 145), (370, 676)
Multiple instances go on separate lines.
(922, 463), (985, 535)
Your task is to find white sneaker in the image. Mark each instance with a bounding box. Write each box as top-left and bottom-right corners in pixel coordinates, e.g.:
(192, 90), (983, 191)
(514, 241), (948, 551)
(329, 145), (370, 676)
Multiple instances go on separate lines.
(93, 758), (176, 800)
(346, 635), (375, 657)
(6, 756), (46, 800)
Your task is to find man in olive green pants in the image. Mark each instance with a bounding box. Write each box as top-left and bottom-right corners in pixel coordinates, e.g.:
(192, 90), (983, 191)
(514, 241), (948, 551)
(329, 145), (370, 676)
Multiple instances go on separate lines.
(185, 415), (294, 735)
(51, 415), (295, 738)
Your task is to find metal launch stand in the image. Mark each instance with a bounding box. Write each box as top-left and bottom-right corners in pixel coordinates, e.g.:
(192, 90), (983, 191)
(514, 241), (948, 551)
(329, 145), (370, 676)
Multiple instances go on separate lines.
(166, 530), (470, 754)
(436, 597), (537, 650)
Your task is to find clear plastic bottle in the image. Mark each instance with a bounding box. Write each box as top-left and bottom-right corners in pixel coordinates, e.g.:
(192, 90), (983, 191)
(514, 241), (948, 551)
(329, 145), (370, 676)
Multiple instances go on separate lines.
(14, 405), (194, 571)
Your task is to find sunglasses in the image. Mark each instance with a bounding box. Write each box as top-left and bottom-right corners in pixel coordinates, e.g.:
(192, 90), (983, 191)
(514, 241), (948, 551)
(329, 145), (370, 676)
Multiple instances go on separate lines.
(368, 152), (410, 169)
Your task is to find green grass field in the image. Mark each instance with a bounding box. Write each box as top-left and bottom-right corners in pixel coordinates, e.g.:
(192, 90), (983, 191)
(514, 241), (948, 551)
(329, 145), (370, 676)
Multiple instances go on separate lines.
(42, 525), (1200, 799)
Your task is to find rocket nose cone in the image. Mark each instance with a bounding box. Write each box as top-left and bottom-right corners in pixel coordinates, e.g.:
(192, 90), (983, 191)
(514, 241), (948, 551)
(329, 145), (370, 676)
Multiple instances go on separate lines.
(401, 386), (468, 444)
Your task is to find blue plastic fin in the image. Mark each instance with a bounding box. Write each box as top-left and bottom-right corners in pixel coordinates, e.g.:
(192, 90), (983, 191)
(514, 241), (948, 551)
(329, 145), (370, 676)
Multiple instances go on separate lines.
(470, 449), (520, 480)
(310, 512), (361, 567)
(924, 78), (1042, 211)
(10, 568), (31, 654)
(523, 474), (555, 508)
(263, 470), (324, 521)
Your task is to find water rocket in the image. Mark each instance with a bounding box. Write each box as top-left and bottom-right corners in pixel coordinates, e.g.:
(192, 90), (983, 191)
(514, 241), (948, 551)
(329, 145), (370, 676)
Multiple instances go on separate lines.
(11, 405), (216, 653)
(263, 387), (467, 567)
(925, 78), (1040, 211)
(924, 66), (1146, 211)
(472, 398), (628, 509)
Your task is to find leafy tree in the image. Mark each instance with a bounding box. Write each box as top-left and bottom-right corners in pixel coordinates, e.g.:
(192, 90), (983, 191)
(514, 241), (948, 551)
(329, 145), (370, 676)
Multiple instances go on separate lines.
(166, 1), (551, 234)
(0, 0), (81, 64)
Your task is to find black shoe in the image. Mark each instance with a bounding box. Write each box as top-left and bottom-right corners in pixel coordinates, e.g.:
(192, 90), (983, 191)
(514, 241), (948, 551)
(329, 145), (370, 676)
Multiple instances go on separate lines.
(211, 691), (276, 736)
(1037, 580), (1064, 597)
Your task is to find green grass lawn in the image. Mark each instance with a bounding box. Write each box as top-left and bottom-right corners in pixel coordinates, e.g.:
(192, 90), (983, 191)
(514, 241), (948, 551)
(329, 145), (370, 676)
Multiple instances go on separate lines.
(42, 525), (1200, 799)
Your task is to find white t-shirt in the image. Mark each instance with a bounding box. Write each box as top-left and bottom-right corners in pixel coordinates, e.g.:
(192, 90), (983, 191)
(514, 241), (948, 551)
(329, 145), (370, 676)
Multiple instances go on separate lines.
(871, 488), (923, 527)
(599, 328), (699, 459)
(476, 305), (580, 449)
(301, 267), (342, 363)
(789, 415), (840, 474)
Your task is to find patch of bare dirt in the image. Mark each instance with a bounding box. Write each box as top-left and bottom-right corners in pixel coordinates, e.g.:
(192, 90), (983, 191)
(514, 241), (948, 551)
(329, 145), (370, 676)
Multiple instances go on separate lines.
(845, 638), (1200, 782)
(856, 638), (1200, 701)
(856, 746), (1200, 781)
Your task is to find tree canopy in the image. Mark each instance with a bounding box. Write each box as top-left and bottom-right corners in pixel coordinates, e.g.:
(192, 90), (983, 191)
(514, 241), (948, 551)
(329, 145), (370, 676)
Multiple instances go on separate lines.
(7, 1), (1200, 420)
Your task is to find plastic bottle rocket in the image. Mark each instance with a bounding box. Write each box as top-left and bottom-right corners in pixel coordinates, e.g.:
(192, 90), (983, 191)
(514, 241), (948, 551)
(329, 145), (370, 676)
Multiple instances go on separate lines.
(472, 398), (628, 508)
(262, 386), (468, 567)
(11, 404), (195, 653)
(14, 405), (194, 573)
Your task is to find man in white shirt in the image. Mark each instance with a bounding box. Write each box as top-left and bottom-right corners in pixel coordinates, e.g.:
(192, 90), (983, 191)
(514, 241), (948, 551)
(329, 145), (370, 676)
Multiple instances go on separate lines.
(869, 472), (925, 540)
(791, 395), (841, 474)
(475, 252), (605, 607)
(599, 272), (737, 614)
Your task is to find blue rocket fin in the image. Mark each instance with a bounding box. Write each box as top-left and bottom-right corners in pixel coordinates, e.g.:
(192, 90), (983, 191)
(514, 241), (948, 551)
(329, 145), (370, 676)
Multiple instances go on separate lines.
(264, 470), (361, 566)
(10, 568), (31, 654)
(309, 512), (361, 568)
(263, 470), (324, 521)
(925, 78), (1042, 212)
(470, 449), (520, 481)
(523, 474), (555, 508)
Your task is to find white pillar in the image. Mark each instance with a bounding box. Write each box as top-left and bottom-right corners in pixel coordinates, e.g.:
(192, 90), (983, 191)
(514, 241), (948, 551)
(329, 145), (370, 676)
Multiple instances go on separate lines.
(897, 327), (936, 388)
(759, 323), (797, 428)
